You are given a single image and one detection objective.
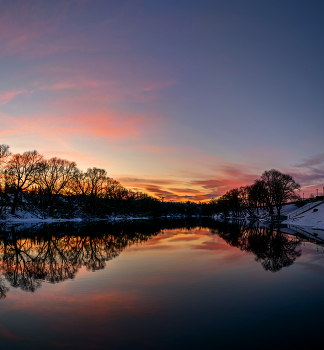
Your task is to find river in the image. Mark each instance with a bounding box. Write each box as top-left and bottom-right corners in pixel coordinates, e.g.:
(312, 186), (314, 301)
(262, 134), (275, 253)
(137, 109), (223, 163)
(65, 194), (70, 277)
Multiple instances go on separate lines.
(0, 218), (323, 349)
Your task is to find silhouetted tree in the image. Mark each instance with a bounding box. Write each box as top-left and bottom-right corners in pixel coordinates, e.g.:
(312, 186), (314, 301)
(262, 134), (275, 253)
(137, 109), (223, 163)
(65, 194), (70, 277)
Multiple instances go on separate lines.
(261, 169), (300, 216)
(4, 151), (44, 214)
(248, 180), (268, 214)
(0, 145), (11, 216)
(217, 188), (243, 217)
(68, 167), (110, 215)
(0, 144), (211, 218)
(37, 157), (77, 213)
(0, 144), (10, 166)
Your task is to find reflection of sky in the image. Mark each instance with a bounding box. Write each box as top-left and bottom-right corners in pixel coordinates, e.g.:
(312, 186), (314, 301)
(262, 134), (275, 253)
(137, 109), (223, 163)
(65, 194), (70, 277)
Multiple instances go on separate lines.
(1, 228), (324, 348)
(1, 0), (324, 200)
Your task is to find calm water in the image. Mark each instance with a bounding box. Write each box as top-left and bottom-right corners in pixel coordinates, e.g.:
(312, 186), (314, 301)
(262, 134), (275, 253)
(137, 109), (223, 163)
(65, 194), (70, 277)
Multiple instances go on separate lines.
(0, 219), (323, 349)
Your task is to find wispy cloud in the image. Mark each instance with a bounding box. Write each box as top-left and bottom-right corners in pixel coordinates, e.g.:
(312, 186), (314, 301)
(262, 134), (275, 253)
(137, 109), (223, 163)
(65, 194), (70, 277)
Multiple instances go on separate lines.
(120, 178), (180, 186)
(0, 90), (28, 106)
(293, 153), (324, 168)
(141, 80), (177, 92)
(1, 111), (162, 140)
(117, 164), (263, 201)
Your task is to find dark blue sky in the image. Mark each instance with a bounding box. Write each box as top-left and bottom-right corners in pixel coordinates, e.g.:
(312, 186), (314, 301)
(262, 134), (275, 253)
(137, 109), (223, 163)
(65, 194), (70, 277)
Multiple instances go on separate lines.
(1, 0), (324, 199)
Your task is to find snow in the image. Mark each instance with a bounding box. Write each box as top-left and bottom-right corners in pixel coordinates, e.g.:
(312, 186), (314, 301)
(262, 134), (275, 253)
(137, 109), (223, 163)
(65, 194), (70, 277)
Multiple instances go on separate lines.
(0, 211), (178, 224)
(282, 202), (324, 229)
(280, 203), (300, 215)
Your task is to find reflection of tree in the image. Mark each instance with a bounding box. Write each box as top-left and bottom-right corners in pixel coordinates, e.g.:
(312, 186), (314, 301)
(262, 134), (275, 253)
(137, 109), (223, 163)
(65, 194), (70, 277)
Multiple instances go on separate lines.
(0, 217), (305, 298)
(0, 218), (206, 295)
(251, 228), (301, 272)
(0, 226), (150, 292)
(213, 221), (301, 272)
(0, 277), (9, 298)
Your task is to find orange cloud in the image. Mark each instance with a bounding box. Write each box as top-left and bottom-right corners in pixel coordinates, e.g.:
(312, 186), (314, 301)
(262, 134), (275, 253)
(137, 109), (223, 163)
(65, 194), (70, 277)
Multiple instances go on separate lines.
(168, 188), (201, 194)
(120, 177), (180, 186)
(117, 163), (263, 202)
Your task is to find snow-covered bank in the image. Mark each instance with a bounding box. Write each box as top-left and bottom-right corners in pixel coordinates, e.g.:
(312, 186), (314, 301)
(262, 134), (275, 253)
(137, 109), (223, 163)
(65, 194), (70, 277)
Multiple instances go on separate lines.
(0, 210), (206, 224)
(282, 202), (324, 229)
(214, 202), (302, 222)
(0, 210), (142, 223)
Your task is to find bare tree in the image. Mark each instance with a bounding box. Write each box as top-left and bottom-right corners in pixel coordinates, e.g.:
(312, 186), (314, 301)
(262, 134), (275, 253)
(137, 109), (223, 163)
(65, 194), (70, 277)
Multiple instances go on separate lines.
(261, 169), (300, 217)
(0, 144), (11, 167)
(37, 157), (77, 213)
(248, 179), (268, 215)
(240, 185), (258, 218)
(0, 145), (11, 214)
(68, 167), (108, 214)
(4, 151), (43, 214)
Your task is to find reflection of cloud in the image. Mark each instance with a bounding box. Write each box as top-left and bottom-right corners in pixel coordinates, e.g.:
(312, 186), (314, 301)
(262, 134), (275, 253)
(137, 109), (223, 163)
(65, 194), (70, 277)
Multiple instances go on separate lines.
(143, 231), (179, 245)
(168, 235), (200, 242)
(133, 244), (179, 251)
(0, 324), (19, 340)
(296, 261), (324, 275)
(192, 240), (234, 251)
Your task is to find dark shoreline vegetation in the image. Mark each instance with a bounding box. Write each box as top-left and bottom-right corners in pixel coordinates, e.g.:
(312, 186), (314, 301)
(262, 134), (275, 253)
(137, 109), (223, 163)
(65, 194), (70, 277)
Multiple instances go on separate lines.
(0, 144), (303, 219)
(0, 217), (319, 298)
(0, 144), (208, 218)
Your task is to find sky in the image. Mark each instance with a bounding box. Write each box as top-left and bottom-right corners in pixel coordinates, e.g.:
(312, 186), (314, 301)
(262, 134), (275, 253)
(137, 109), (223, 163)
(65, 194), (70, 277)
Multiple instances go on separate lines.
(1, 0), (324, 201)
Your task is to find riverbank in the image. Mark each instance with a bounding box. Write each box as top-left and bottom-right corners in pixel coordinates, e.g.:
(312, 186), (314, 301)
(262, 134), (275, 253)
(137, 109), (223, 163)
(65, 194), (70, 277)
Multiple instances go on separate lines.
(282, 201), (324, 229)
(0, 209), (206, 223)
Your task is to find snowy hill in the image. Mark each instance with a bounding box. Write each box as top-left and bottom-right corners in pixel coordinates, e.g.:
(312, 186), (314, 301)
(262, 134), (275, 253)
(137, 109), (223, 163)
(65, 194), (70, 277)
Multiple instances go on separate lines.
(282, 201), (324, 229)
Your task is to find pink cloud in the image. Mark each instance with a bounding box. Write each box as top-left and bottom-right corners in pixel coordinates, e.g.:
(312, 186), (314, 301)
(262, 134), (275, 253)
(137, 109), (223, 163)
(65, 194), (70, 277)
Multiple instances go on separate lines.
(31, 72), (175, 105)
(0, 2), (106, 59)
(2, 111), (162, 141)
(0, 90), (28, 106)
(142, 80), (177, 92)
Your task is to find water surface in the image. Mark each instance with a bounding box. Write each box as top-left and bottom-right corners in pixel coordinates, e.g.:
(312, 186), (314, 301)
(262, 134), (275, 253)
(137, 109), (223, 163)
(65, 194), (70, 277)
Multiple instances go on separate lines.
(0, 219), (323, 349)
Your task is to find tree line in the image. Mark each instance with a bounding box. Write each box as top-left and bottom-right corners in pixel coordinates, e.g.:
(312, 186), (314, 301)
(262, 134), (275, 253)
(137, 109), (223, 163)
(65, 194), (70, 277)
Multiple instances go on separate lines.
(0, 144), (303, 218)
(0, 144), (204, 218)
(208, 169), (301, 217)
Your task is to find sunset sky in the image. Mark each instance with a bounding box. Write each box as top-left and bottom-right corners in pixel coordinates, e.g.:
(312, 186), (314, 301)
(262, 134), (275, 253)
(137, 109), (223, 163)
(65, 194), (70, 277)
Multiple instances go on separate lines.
(1, 0), (324, 201)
